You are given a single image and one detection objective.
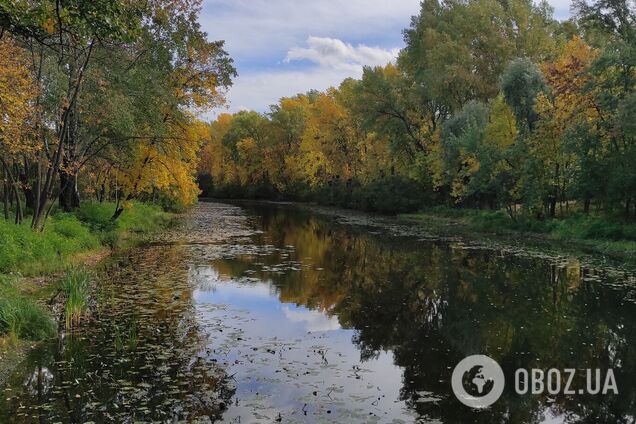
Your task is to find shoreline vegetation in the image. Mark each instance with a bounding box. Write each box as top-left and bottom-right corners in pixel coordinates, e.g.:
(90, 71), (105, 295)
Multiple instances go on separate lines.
(399, 207), (636, 261)
(0, 202), (174, 383)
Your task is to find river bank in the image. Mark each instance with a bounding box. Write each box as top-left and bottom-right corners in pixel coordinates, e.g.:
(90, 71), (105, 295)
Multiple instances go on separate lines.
(0, 202), (176, 386)
(400, 207), (636, 262)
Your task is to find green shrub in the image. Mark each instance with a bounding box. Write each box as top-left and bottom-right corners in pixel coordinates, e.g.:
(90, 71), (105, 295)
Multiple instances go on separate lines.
(117, 202), (171, 233)
(76, 202), (170, 234)
(75, 203), (118, 233)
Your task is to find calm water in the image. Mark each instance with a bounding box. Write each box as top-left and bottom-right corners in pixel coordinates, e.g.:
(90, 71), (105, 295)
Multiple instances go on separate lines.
(2, 201), (636, 423)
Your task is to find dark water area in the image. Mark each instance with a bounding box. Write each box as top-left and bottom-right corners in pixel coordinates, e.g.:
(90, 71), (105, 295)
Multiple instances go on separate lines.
(2, 201), (636, 423)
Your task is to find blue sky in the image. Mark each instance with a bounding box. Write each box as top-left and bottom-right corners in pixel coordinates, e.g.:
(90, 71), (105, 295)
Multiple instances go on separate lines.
(199, 0), (573, 117)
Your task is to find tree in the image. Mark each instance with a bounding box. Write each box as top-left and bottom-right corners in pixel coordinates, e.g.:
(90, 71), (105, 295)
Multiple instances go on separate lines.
(400, 0), (556, 112)
(0, 37), (38, 223)
(350, 65), (431, 160)
(1, 0), (236, 226)
(575, 0), (636, 216)
(531, 37), (599, 215)
(500, 58), (547, 133)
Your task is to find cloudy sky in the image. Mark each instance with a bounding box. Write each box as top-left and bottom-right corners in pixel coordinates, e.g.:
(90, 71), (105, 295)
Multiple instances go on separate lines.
(199, 0), (572, 117)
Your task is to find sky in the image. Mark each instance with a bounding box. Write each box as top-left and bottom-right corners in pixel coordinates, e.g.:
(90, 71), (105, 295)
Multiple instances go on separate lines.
(199, 0), (573, 118)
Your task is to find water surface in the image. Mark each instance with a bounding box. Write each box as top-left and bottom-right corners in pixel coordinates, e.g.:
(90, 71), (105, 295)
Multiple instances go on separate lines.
(2, 201), (636, 423)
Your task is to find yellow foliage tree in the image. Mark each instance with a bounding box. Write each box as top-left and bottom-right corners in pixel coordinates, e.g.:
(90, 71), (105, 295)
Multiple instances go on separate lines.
(0, 37), (38, 222)
(531, 37), (599, 215)
(112, 117), (206, 218)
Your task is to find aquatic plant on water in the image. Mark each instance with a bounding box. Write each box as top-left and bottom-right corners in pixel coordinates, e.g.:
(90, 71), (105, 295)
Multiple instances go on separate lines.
(58, 268), (92, 329)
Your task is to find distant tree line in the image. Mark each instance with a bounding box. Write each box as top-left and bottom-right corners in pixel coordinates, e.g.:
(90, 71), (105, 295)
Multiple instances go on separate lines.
(199, 0), (636, 218)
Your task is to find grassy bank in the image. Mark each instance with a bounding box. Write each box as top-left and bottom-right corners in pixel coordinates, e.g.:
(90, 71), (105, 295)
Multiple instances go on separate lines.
(401, 207), (636, 259)
(0, 202), (172, 276)
(0, 202), (174, 376)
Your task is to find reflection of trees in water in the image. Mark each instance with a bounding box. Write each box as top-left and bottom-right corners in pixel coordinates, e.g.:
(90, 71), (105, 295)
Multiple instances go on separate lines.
(220, 205), (636, 423)
(1, 246), (231, 423)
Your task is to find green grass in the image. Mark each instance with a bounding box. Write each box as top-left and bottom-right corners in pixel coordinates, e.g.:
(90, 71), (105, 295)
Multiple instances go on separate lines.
(0, 200), (174, 343)
(58, 268), (91, 329)
(0, 276), (56, 341)
(75, 202), (173, 248)
(0, 214), (100, 275)
(0, 201), (173, 276)
(401, 207), (636, 258)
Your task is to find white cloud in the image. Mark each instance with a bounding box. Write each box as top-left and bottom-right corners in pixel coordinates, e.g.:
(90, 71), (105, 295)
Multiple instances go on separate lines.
(200, 0), (573, 116)
(283, 306), (341, 332)
(200, 0), (420, 60)
(210, 66), (358, 117)
(286, 36), (400, 72)
(209, 37), (398, 117)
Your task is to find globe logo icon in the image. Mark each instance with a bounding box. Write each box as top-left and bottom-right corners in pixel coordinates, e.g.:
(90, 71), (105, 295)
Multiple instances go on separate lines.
(463, 364), (495, 397)
(451, 355), (505, 409)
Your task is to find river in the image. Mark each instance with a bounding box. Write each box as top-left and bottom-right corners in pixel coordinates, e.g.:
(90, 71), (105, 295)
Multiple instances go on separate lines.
(1, 201), (635, 423)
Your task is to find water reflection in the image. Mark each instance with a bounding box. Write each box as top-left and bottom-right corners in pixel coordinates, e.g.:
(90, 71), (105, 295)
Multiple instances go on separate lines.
(0, 245), (231, 423)
(191, 270), (414, 422)
(192, 203), (636, 423)
(1, 201), (636, 423)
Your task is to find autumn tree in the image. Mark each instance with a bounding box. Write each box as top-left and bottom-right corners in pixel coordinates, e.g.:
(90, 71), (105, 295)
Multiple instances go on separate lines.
(0, 37), (38, 223)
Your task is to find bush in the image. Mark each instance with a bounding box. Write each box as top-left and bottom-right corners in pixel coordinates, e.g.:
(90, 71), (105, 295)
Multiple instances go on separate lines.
(550, 214), (636, 242)
(75, 203), (118, 233)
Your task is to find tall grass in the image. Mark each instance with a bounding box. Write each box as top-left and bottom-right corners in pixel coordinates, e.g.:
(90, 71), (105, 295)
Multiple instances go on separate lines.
(0, 201), (172, 275)
(0, 277), (56, 341)
(0, 215), (100, 275)
(58, 268), (92, 329)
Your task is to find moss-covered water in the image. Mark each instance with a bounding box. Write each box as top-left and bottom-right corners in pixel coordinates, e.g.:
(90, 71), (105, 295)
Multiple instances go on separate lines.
(2, 201), (636, 422)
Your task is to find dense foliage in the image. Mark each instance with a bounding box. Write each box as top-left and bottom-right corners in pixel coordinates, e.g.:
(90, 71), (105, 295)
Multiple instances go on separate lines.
(1, 0), (236, 228)
(199, 0), (636, 219)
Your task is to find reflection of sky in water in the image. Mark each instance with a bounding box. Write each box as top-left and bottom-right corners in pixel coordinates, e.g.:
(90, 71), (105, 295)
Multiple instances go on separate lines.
(192, 266), (417, 423)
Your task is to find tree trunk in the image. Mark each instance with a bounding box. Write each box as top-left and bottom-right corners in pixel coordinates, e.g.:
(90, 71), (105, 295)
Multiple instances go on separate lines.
(98, 183), (105, 203)
(33, 156), (41, 223)
(59, 169), (80, 212)
(584, 197), (591, 214)
(112, 207), (125, 221)
(0, 158), (21, 223)
(32, 39), (94, 231)
(3, 180), (9, 220)
(548, 197), (556, 218)
(13, 184), (22, 224)
(18, 159), (36, 211)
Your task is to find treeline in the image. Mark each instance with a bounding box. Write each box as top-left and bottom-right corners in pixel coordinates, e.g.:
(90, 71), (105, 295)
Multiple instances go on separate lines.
(0, 0), (235, 229)
(199, 0), (636, 218)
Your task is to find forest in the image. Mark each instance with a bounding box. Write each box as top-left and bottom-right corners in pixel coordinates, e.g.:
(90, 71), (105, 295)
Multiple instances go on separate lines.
(0, 0), (235, 229)
(198, 0), (636, 225)
(0, 0), (635, 235)
(1, 1), (636, 420)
